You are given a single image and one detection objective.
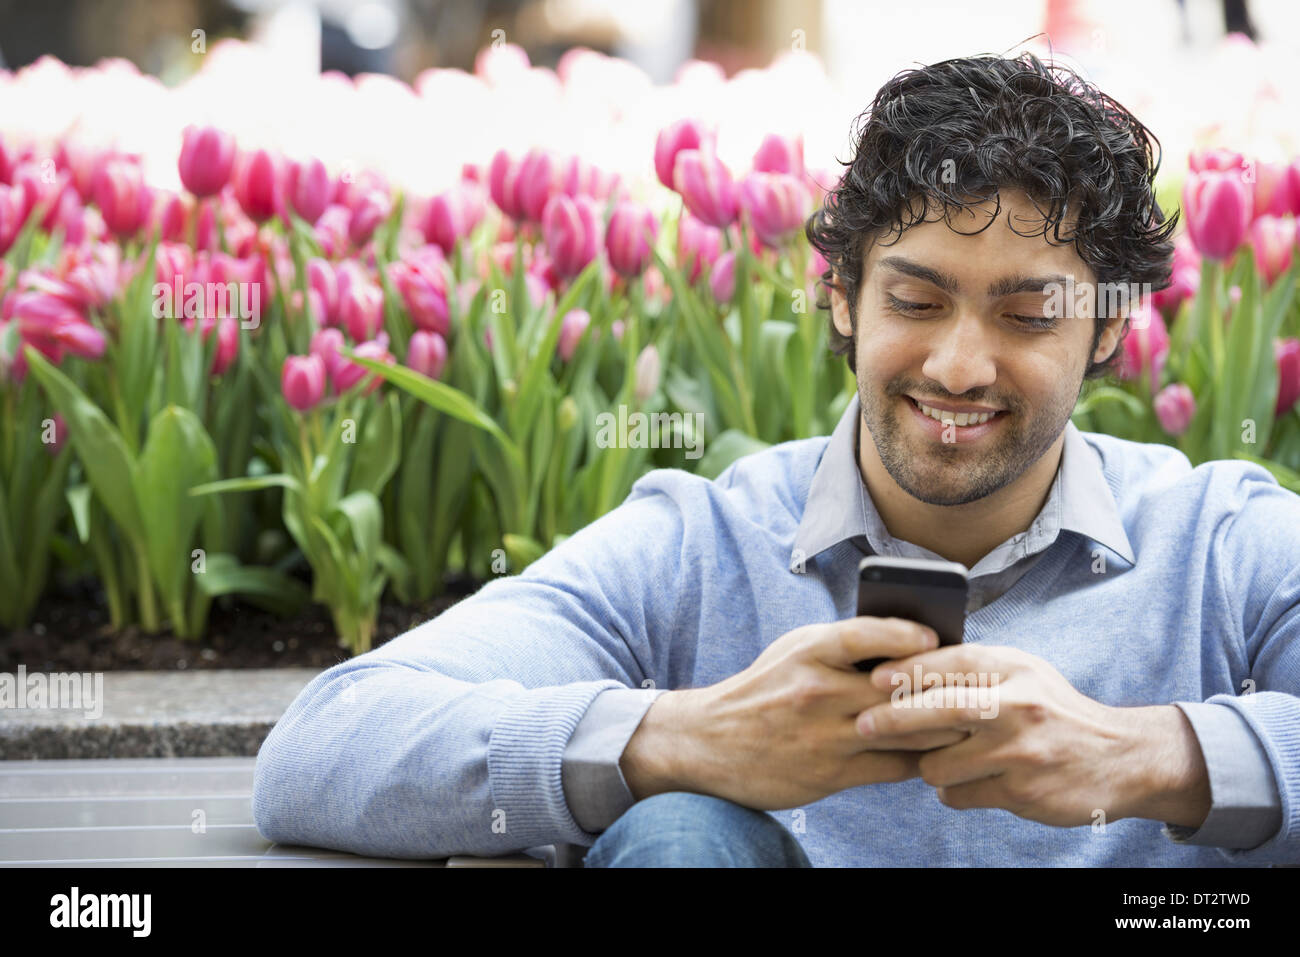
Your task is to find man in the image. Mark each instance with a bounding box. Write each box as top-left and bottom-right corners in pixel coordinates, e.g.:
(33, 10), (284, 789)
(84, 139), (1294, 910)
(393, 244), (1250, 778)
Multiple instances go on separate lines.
(252, 52), (1300, 867)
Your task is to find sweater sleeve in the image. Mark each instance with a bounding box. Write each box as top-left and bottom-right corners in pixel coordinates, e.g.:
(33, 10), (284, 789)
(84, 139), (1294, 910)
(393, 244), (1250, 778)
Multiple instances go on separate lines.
(251, 471), (696, 859)
(1193, 466), (1300, 865)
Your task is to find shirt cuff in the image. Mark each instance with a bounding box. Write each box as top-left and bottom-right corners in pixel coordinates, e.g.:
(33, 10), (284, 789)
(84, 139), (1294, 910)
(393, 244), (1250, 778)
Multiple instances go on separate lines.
(1162, 701), (1283, 849)
(561, 687), (668, 833)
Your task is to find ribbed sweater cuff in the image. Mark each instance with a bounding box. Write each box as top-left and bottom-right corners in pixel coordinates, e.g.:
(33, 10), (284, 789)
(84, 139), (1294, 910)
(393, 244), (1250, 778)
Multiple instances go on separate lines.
(1205, 691), (1300, 865)
(487, 679), (629, 848)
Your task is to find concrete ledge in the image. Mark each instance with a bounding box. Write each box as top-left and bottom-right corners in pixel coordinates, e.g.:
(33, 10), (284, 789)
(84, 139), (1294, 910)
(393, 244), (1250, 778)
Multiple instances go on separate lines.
(0, 668), (322, 759)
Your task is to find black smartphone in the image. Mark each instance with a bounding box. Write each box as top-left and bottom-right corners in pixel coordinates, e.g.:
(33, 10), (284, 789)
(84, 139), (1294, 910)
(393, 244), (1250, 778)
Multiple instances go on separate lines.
(853, 555), (969, 672)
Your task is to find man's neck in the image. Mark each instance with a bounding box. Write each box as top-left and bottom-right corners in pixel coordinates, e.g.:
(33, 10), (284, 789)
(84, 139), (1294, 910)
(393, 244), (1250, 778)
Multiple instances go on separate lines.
(855, 415), (1064, 570)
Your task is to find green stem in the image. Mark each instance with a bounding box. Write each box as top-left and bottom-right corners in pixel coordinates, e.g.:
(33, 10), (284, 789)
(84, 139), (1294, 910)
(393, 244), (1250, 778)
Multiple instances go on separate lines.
(135, 541), (159, 632)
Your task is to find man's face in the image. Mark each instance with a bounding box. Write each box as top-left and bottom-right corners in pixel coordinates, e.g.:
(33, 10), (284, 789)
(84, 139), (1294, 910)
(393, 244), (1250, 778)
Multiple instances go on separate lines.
(830, 188), (1124, 507)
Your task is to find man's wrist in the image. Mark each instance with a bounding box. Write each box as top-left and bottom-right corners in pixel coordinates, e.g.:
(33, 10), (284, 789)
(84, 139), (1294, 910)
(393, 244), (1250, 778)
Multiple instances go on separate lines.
(1114, 704), (1211, 829)
(620, 689), (695, 801)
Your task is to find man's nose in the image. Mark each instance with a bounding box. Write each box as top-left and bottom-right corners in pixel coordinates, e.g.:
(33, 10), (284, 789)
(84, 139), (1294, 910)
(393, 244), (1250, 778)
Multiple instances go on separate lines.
(919, 308), (999, 396)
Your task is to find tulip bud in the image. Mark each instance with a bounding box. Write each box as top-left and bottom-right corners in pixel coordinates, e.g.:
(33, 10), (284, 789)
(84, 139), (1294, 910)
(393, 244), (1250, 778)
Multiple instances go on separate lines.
(210, 317), (239, 376)
(676, 211), (724, 283)
(655, 118), (709, 191)
(422, 183), (486, 254)
(634, 343), (660, 402)
(1117, 300), (1169, 384)
(233, 149), (283, 223)
(1276, 338), (1300, 417)
(287, 157), (331, 225)
(332, 335), (394, 396)
(710, 251), (736, 304)
(310, 326), (345, 377)
(348, 188), (392, 247)
(557, 309), (590, 361)
(1153, 383), (1196, 436)
(1182, 169), (1251, 262)
(739, 172), (809, 248)
(282, 354), (327, 411)
(542, 193), (601, 278)
(605, 202), (658, 278)
(406, 329), (448, 380)
(752, 132), (805, 181)
(1249, 215), (1295, 285)
(178, 126), (236, 199)
(557, 395), (578, 432)
(91, 157), (146, 237)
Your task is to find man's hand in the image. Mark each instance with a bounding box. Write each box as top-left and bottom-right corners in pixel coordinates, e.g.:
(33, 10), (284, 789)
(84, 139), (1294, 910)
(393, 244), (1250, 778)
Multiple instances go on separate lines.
(620, 617), (971, 810)
(855, 645), (1212, 829)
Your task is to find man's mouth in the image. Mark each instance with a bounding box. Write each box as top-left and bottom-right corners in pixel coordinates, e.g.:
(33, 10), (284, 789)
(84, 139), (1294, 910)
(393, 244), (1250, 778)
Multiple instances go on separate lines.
(906, 395), (1008, 427)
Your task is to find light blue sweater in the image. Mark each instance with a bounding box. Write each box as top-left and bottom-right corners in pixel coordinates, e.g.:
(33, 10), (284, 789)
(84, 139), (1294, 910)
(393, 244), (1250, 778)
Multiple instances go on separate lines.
(252, 413), (1300, 866)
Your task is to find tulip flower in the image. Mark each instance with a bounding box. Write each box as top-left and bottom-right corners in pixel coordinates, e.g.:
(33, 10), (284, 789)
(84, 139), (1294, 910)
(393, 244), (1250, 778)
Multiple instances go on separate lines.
(209, 317), (239, 376)
(336, 261), (384, 342)
(541, 193), (601, 278)
(655, 118), (709, 191)
(753, 132), (806, 181)
(739, 171), (810, 248)
(488, 149), (525, 221)
(561, 155), (621, 202)
(389, 250), (450, 335)
(313, 203), (351, 258)
(282, 354), (327, 411)
(233, 149), (282, 223)
(1117, 300), (1170, 386)
(1182, 168), (1251, 262)
(1276, 338), (1300, 417)
(1188, 148), (1246, 173)
(307, 258), (339, 327)
(1251, 160), (1294, 221)
(91, 156), (146, 237)
(347, 188), (392, 247)
(406, 329), (448, 379)
(516, 148), (562, 223)
(422, 183), (486, 254)
(1249, 215), (1296, 285)
(310, 327), (345, 378)
(147, 190), (187, 244)
(332, 334), (394, 396)
(709, 251), (736, 304)
(676, 211), (724, 283)
(0, 185), (25, 256)
(286, 157), (331, 225)
(178, 126), (236, 198)
(1154, 383), (1196, 436)
(557, 309), (591, 361)
(634, 343), (661, 402)
(605, 202), (658, 278)
(1152, 236), (1200, 317)
(674, 147), (738, 229)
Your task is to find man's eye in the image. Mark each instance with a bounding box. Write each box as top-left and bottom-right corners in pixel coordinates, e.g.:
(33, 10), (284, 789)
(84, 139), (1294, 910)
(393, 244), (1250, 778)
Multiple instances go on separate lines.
(886, 294), (936, 314)
(1009, 314), (1057, 328)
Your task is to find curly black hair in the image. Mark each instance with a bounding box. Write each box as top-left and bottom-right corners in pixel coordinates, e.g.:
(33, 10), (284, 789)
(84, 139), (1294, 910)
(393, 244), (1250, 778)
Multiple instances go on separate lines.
(805, 50), (1177, 378)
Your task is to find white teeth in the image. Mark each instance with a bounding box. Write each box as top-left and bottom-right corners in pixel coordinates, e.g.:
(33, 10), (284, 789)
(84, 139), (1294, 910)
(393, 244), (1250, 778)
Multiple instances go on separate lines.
(914, 400), (997, 426)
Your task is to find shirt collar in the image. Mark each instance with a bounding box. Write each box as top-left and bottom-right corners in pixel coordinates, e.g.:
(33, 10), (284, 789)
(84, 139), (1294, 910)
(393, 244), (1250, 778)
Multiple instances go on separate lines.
(790, 391), (1135, 574)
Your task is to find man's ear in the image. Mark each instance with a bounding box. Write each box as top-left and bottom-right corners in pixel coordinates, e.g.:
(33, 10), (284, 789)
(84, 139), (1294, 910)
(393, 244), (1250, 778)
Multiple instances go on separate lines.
(1093, 308), (1127, 365)
(830, 274), (853, 340)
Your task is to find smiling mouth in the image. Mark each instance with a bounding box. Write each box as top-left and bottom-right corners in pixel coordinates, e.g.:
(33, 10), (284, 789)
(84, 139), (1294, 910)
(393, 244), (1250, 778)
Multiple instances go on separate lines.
(906, 395), (1009, 426)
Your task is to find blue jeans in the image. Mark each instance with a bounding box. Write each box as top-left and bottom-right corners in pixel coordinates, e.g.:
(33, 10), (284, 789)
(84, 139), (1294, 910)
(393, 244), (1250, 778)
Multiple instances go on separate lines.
(583, 792), (813, 867)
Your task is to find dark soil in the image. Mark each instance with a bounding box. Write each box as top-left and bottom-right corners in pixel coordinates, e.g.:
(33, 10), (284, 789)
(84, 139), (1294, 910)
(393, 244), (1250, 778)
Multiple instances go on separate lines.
(0, 574), (487, 673)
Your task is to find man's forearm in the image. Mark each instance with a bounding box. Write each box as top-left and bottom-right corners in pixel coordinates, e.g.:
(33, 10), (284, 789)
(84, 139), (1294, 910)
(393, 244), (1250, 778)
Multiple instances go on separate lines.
(1116, 704), (1212, 829)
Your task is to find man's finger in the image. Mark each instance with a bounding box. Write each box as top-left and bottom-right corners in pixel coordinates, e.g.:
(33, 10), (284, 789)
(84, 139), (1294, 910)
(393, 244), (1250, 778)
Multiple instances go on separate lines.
(814, 616), (938, 671)
(856, 691), (993, 738)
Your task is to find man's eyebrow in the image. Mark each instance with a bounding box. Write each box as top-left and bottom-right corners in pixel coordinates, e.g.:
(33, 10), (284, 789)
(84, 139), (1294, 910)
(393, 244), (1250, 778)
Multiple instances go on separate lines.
(877, 256), (1071, 298)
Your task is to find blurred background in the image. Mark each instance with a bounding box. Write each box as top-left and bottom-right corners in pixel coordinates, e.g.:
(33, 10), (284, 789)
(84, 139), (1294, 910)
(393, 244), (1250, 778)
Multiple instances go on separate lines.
(1, 0), (1298, 199)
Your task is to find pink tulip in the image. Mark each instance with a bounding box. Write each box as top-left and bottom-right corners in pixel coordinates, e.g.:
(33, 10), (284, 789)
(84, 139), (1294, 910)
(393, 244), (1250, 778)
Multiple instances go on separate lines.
(347, 188), (392, 247)
(178, 126), (236, 198)
(1249, 215), (1295, 285)
(488, 149), (525, 221)
(389, 250), (450, 335)
(541, 193), (601, 279)
(1284, 160), (1300, 217)
(1182, 169), (1251, 262)
(312, 204), (351, 258)
(1251, 160), (1294, 221)
(232, 149), (282, 223)
(655, 118), (709, 191)
(286, 157), (331, 225)
(306, 258), (339, 326)
(336, 261), (384, 341)
(282, 354), (327, 411)
(605, 202), (658, 278)
(709, 250), (736, 304)
(1152, 236), (1200, 316)
(739, 172), (809, 248)
(561, 155), (621, 202)
(147, 190), (187, 244)
(91, 157), (146, 237)
(753, 133), (805, 181)
(332, 168), (388, 212)
(310, 327), (346, 377)
(1117, 300), (1169, 387)
(525, 271), (548, 309)
(0, 185), (25, 256)
(198, 316), (239, 376)
(515, 148), (562, 223)
(0, 135), (12, 185)
(676, 211), (724, 283)
(557, 309), (590, 361)
(422, 183), (486, 254)
(1188, 149), (1246, 173)
(406, 329), (448, 379)
(674, 147), (738, 229)
(9, 289), (105, 362)
(332, 334), (394, 395)
(64, 244), (126, 310)
(1276, 338), (1300, 417)
(54, 139), (101, 203)
(1153, 383), (1196, 435)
